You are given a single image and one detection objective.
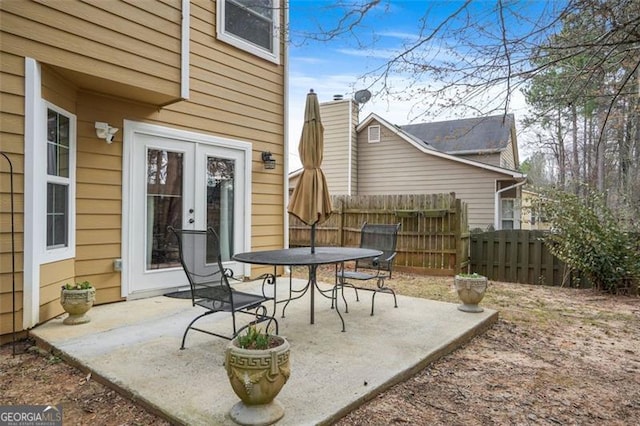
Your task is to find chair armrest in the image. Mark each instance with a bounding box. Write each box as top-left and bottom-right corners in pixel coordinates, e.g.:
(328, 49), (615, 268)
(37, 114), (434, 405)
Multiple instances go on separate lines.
(224, 268), (243, 284)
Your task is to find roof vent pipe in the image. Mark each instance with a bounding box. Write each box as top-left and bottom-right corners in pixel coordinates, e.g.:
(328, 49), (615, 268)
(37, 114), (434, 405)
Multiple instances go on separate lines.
(333, 94), (343, 101)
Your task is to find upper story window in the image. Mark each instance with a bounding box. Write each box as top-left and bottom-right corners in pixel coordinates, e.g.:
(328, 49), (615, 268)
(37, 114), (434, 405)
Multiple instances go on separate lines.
(44, 104), (76, 260)
(217, 0), (280, 64)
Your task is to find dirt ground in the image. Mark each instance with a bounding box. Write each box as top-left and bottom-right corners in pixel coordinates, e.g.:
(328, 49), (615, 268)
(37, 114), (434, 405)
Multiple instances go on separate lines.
(2, 268), (639, 425)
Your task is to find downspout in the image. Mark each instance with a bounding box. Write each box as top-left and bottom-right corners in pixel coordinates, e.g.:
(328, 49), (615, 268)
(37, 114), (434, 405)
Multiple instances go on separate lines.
(180, 0), (190, 100)
(494, 178), (526, 230)
(283, 0), (290, 249)
(347, 99), (353, 195)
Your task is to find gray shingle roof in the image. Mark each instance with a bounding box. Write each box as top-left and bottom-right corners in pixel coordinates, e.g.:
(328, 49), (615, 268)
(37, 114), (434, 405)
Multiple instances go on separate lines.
(399, 114), (514, 154)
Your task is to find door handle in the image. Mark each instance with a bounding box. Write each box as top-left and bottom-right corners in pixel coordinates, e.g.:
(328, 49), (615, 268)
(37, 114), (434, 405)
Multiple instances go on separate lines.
(188, 218), (194, 224)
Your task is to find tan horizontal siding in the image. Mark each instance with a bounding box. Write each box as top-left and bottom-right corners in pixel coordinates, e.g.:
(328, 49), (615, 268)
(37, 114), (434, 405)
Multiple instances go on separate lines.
(1, 93), (24, 115)
(76, 169), (121, 186)
(75, 243), (121, 261)
(76, 229), (121, 245)
(42, 64), (78, 113)
(0, 111), (24, 135)
(321, 101), (352, 195)
(75, 259), (117, 277)
(0, 256), (24, 290)
(0, 134), (25, 157)
(501, 140), (515, 169)
(39, 258), (74, 305)
(0, 0), (182, 102)
(92, 285), (124, 304)
(0, 51), (25, 337)
(0, 288), (23, 314)
(75, 213), (121, 229)
(252, 215), (284, 227)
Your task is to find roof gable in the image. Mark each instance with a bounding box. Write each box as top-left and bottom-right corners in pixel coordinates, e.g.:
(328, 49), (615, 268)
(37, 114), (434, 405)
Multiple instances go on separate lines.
(355, 113), (524, 179)
(400, 114), (515, 154)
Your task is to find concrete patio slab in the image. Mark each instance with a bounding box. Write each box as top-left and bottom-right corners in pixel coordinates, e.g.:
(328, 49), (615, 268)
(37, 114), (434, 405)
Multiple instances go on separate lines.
(30, 278), (498, 425)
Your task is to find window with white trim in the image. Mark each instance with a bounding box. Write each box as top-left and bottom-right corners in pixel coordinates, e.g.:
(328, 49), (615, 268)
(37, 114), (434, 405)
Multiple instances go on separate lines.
(217, 0), (280, 63)
(501, 198), (516, 230)
(44, 104), (76, 259)
(368, 125), (380, 143)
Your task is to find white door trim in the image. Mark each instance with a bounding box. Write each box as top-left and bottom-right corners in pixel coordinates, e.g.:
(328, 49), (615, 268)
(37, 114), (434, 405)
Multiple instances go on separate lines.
(121, 120), (252, 298)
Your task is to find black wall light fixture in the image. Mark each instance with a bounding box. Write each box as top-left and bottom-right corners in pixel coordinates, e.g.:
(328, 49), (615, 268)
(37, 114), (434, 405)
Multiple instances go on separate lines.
(262, 151), (276, 169)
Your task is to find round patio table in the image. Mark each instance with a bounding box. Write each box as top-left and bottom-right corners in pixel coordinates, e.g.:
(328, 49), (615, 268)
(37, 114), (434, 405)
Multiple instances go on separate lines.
(233, 247), (382, 330)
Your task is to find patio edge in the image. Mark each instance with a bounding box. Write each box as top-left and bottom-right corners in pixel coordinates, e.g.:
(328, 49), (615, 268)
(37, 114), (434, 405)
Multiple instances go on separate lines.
(319, 309), (500, 425)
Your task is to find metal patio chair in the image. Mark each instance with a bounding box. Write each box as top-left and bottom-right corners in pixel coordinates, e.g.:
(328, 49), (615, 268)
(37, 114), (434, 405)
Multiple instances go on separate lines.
(335, 222), (401, 316)
(168, 227), (277, 349)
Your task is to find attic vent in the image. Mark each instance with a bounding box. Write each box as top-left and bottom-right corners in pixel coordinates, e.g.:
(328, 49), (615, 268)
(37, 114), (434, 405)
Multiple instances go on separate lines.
(368, 125), (380, 143)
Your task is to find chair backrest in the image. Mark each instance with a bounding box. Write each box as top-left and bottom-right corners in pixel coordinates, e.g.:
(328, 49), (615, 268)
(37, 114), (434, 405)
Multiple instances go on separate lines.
(168, 227), (231, 303)
(356, 222), (401, 274)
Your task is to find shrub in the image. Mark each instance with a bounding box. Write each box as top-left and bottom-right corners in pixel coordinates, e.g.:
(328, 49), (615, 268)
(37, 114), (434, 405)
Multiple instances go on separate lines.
(540, 187), (639, 295)
(63, 281), (93, 290)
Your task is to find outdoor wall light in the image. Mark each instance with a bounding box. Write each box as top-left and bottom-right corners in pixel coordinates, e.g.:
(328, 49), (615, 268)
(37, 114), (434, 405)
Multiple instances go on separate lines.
(95, 122), (119, 144)
(262, 151), (276, 169)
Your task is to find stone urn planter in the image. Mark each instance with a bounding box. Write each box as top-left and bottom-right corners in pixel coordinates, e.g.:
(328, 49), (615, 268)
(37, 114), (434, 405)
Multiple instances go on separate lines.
(454, 273), (487, 313)
(60, 282), (96, 325)
(225, 326), (290, 426)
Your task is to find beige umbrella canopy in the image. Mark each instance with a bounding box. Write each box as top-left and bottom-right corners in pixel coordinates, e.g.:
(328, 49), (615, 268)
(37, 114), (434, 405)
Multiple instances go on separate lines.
(287, 90), (332, 251)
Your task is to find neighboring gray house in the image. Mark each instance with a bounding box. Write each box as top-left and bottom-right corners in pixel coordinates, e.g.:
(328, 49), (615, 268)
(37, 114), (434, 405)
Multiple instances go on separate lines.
(290, 98), (527, 230)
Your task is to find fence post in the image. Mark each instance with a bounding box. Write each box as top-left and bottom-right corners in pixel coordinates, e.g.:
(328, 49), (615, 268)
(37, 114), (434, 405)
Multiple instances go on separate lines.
(454, 198), (462, 274)
(338, 198), (344, 247)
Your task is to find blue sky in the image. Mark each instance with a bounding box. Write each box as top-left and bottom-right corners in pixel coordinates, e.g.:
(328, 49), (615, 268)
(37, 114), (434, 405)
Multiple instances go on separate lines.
(286, 1), (553, 170)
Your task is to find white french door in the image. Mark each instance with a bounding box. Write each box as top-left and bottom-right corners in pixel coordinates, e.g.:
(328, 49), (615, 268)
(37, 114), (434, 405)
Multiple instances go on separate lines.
(124, 124), (249, 297)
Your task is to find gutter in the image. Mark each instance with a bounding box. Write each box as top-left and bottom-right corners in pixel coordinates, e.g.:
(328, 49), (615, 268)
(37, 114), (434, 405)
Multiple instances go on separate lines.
(347, 99), (353, 195)
(180, 0), (190, 99)
(445, 148), (503, 155)
(494, 178), (527, 230)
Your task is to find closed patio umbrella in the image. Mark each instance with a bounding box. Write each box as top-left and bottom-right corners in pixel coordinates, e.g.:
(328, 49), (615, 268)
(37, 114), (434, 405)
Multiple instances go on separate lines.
(288, 89), (332, 253)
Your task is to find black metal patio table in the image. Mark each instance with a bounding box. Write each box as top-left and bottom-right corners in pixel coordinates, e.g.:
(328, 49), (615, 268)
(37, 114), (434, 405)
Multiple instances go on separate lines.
(232, 246), (382, 331)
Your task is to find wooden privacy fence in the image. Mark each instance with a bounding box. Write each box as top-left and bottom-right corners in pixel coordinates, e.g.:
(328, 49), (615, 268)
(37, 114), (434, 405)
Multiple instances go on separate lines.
(469, 230), (576, 286)
(289, 193), (469, 275)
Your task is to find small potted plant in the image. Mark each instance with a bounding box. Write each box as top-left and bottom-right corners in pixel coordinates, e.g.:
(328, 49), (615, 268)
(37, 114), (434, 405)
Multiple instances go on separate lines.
(454, 272), (488, 313)
(60, 281), (96, 325)
(225, 324), (290, 425)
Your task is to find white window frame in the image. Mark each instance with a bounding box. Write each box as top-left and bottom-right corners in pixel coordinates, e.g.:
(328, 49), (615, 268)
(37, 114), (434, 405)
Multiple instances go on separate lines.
(368, 125), (381, 143)
(41, 102), (76, 263)
(217, 0), (280, 64)
(500, 198), (517, 230)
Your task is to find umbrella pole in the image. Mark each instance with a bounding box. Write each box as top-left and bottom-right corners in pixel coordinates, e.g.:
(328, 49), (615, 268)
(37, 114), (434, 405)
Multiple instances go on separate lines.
(310, 223), (316, 254)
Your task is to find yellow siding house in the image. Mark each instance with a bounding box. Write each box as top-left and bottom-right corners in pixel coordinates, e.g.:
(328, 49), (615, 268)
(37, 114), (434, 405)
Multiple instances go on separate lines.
(0, 0), (289, 343)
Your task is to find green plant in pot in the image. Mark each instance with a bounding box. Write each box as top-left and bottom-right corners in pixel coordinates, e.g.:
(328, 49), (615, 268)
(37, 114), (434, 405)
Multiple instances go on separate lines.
(454, 273), (487, 313)
(60, 281), (96, 325)
(225, 324), (290, 426)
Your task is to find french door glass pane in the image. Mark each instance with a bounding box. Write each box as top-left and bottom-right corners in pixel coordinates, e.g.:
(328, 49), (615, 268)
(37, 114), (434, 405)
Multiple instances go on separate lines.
(206, 156), (235, 262)
(146, 149), (183, 270)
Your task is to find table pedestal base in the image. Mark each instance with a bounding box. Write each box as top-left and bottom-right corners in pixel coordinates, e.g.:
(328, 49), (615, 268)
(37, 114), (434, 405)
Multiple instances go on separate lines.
(229, 399), (284, 426)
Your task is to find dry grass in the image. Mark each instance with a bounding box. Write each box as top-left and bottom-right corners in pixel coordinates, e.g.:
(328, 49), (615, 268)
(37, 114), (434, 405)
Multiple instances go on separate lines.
(296, 265), (640, 425)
